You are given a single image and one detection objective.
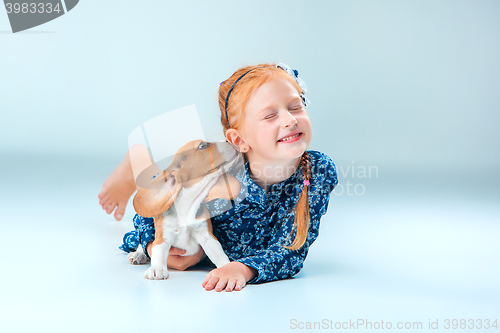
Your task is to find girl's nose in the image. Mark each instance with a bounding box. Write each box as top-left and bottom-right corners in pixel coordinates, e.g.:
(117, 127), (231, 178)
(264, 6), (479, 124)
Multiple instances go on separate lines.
(282, 111), (298, 128)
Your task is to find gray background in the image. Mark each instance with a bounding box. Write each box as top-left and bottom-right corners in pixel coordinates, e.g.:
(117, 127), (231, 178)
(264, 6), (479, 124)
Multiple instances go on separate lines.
(1, 0), (498, 172)
(1, 1), (499, 332)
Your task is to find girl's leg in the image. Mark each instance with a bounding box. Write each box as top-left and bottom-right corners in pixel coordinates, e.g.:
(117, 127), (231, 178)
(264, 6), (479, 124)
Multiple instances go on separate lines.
(98, 144), (160, 221)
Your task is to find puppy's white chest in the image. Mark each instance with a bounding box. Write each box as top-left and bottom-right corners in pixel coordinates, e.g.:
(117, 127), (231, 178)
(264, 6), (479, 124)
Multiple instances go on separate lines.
(162, 205), (206, 255)
(171, 183), (210, 227)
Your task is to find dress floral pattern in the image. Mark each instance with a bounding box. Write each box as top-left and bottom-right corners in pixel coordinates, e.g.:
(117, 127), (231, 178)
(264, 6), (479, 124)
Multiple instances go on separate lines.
(120, 150), (338, 284)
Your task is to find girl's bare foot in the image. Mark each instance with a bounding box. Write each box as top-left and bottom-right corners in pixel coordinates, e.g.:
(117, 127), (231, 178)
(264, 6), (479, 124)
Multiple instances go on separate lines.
(98, 154), (137, 221)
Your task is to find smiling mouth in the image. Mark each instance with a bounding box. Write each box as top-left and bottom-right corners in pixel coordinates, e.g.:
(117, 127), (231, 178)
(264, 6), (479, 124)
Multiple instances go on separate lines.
(277, 132), (302, 142)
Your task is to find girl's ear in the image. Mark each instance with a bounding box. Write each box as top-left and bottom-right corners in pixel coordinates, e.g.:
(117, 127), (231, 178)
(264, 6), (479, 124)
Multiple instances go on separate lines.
(203, 173), (241, 203)
(133, 170), (182, 217)
(225, 129), (248, 152)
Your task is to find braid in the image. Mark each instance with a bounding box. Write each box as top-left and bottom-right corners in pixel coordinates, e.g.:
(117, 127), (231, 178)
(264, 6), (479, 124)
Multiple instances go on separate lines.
(284, 151), (311, 250)
(301, 151), (311, 182)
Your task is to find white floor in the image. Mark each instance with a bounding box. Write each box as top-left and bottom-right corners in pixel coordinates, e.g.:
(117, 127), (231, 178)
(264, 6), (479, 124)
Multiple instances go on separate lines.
(1, 154), (499, 333)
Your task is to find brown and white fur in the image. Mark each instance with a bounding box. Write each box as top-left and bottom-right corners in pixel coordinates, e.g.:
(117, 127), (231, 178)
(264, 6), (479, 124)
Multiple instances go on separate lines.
(127, 140), (241, 280)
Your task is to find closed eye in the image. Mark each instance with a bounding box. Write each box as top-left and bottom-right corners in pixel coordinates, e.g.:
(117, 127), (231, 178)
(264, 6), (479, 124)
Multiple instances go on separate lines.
(290, 106), (304, 111)
(264, 113), (277, 119)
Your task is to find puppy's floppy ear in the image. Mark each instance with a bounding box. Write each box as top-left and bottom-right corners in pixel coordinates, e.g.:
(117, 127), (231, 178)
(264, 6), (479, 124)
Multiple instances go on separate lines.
(203, 173), (241, 203)
(133, 169), (182, 217)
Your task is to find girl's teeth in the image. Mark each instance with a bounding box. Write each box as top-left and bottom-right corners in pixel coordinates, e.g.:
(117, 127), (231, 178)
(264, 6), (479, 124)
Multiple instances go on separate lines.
(280, 133), (300, 142)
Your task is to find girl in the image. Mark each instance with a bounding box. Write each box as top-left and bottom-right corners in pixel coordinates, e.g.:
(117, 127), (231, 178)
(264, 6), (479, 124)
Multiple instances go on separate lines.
(99, 62), (338, 292)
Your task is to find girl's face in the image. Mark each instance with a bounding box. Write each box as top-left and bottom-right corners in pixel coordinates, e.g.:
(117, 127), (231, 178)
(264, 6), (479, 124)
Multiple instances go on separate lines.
(240, 78), (312, 164)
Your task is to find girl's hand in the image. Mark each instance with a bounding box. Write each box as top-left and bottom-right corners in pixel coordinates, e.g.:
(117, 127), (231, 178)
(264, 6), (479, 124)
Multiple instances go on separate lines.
(167, 246), (206, 271)
(202, 262), (257, 292)
(146, 242), (206, 271)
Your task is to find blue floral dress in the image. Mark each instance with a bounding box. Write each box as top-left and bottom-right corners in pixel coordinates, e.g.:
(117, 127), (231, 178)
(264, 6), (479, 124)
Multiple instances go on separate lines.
(120, 150), (338, 284)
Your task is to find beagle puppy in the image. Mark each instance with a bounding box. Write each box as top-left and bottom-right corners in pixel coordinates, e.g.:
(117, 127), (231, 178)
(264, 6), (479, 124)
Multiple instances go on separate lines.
(126, 140), (242, 280)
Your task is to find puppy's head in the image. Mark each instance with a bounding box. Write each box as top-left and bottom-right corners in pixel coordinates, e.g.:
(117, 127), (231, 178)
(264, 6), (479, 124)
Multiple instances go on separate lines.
(172, 140), (239, 186)
(133, 140), (241, 217)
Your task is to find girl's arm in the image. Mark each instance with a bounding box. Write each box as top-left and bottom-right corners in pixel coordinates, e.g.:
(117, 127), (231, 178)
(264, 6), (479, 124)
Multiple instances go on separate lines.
(234, 211), (323, 284)
(200, 217), (319, 290)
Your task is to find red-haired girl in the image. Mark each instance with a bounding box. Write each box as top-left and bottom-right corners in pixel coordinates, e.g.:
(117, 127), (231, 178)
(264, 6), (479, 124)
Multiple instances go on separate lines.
(100, 62), (338, 292)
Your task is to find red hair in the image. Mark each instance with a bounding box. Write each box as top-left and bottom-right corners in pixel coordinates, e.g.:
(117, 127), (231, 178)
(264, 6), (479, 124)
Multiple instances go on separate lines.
(218, 63), (311, 250)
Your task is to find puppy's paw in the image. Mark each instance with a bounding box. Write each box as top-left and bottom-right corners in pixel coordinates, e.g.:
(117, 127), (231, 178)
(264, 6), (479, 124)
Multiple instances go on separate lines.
(127, 251), (150, 265)
(144, 265), (169, 280)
